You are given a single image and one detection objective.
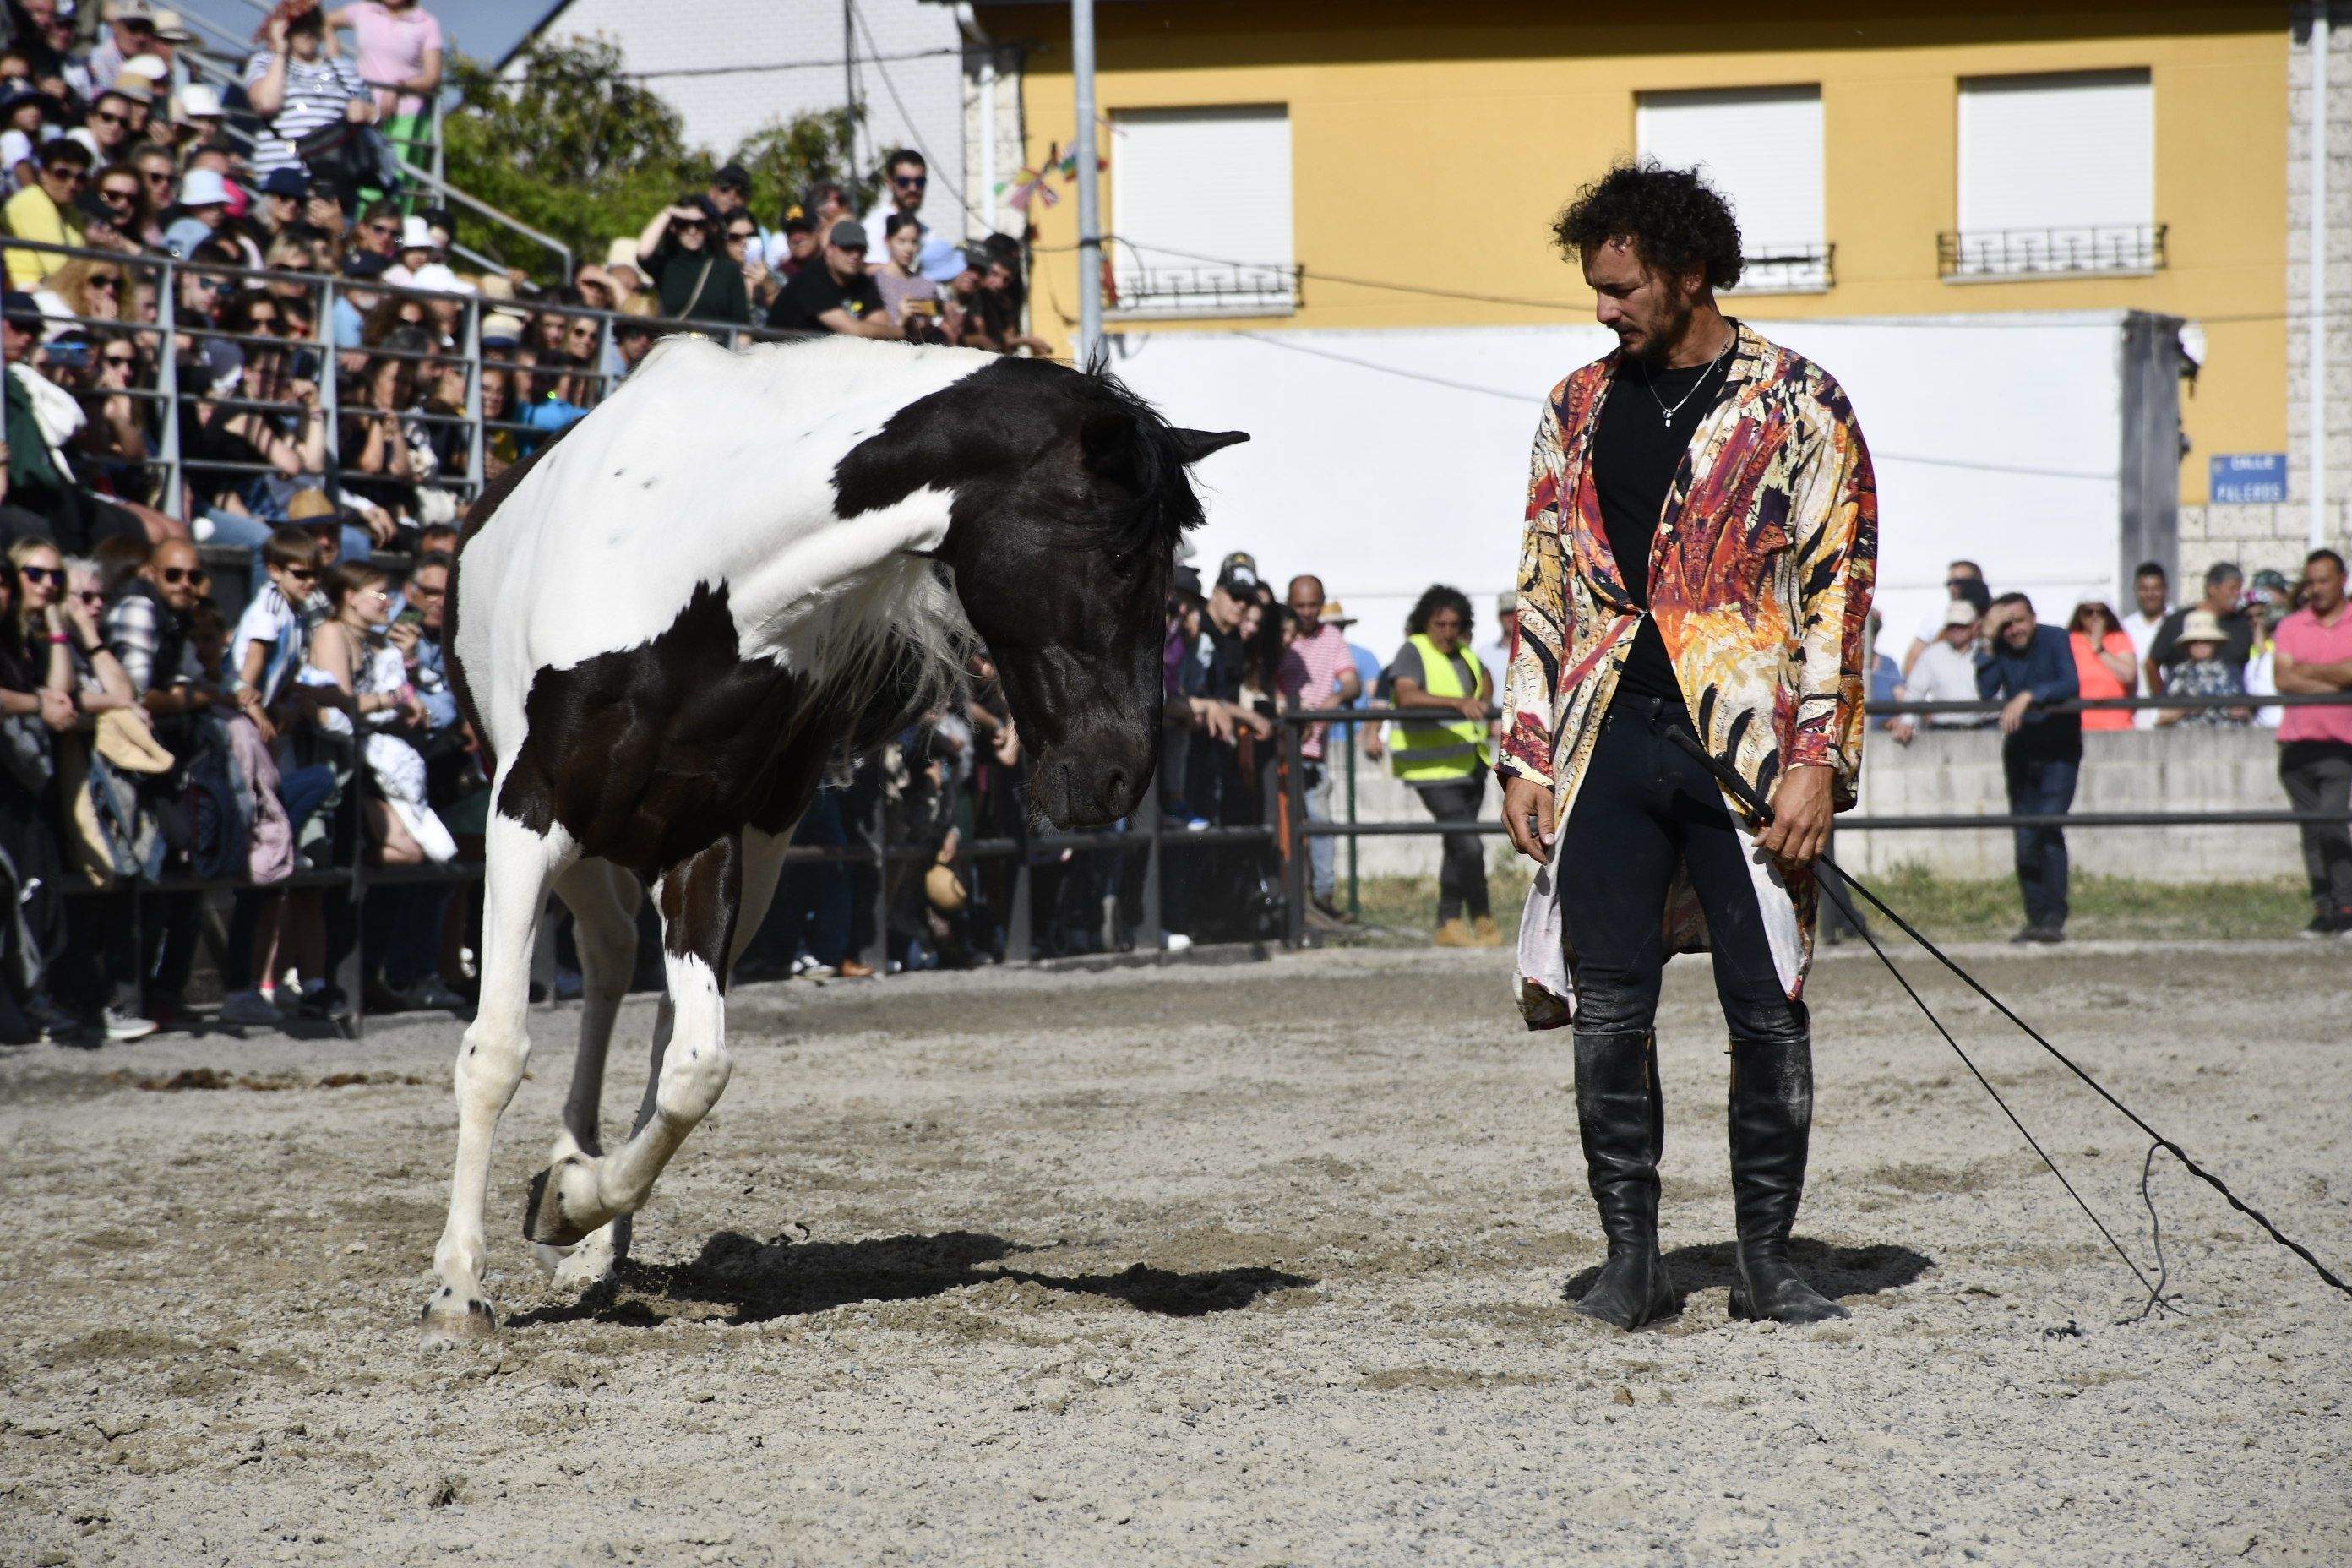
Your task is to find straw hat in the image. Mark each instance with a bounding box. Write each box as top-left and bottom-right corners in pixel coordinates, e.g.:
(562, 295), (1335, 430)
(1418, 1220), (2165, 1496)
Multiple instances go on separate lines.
(923, 863), (966, 912)
(2178, 608), (2228, 645)
(286, 488), (337, 524)
(1318, 599), (1357, 627)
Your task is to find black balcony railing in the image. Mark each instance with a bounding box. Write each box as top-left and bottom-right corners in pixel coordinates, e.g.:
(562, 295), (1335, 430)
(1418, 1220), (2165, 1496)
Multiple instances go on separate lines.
(1733, 242), (1835, 293)
(1938, 224), (2168, 280)
(1109, 262), (1303, 317)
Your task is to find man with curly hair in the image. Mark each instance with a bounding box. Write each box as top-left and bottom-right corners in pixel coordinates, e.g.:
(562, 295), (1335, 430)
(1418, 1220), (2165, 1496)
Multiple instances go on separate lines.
(1498, 161), (1878, 1330)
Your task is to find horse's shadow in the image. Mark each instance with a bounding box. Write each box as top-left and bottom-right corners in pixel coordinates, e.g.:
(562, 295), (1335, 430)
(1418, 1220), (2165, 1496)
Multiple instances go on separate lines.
(509, 1228), (1318, 1331)
(1560, 1238), (1933, 1308)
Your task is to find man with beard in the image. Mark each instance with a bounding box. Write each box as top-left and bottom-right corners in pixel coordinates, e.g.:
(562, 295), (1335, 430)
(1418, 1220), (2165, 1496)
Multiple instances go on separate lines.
(1499, 161), (1877, 1329)
(103, 536), (220, 1023)
(765, 219), (898, 340)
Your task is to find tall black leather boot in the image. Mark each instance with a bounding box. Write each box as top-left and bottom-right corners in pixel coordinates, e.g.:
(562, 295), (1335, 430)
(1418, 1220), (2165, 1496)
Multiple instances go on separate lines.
(1570, 1030), (1678, 1329)
(1727, 1032), (1848, 1324)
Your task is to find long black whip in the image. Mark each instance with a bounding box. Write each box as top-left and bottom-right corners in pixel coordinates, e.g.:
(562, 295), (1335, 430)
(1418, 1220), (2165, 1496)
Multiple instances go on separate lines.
(1662, 726), (2352, 1313)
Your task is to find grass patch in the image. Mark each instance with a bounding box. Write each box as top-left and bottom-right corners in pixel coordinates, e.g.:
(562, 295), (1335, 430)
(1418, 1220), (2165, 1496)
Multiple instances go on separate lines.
(1332, 861), (2307, 945)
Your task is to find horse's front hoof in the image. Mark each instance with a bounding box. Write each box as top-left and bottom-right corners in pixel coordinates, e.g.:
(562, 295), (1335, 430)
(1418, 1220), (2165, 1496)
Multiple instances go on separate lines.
(419, 1285), (499, 1348)
(523, 1156), (606, 1248)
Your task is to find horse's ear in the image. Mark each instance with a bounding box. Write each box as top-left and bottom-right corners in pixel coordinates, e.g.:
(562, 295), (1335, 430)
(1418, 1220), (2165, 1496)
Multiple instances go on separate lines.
(1080, 409), (1143, 489)
(1172, 428), (1250, 465)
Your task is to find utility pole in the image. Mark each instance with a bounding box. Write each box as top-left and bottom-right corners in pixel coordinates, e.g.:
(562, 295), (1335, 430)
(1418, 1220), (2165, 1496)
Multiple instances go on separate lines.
(1072, 0), (1102, 367)
(2311, 4), (2332, 549)
(843, 1), (862, 179)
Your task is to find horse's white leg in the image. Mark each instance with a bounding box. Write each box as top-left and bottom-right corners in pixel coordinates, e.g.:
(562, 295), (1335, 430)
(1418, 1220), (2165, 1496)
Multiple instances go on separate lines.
(525, 831), (744, 1248)
(547, 828), (787, 1273)
(422, 810), (576, 1347)
(532, 858), (644, 1288)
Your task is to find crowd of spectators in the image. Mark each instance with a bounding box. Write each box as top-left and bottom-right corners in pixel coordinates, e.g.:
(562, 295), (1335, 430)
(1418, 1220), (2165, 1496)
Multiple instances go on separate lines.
(1870, 551), (2352, 942)
(0, 0), (1076, 1040)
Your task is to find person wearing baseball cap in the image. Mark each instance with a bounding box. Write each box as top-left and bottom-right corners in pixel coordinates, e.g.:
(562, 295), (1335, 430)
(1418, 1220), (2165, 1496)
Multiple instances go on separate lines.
(1898, 596), (1985, 727)
(707, 163), (753, 219)
(765, 217), (897, 340)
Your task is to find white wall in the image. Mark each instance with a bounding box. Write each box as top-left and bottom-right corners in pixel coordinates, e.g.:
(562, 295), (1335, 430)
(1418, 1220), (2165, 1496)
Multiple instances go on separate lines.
(1107, 312), (2132, 666)
(525, 0), (966, 224)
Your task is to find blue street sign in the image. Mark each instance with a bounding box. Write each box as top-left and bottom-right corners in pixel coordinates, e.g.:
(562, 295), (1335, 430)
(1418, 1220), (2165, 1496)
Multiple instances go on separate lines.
(2210, 452), (2289, 504)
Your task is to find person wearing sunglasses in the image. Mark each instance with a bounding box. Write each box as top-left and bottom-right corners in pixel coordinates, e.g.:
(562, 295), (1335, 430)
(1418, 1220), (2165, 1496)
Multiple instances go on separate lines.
(635, 192), (749, 326)
(861, 148), (931, 257)
(83, 88), (142, 161)
(722, 217), (775, 310)
(3, 138), (92, 287)
(765, 218), (899, 341)
(0, 543), (84, 1044)
(92, 163), (147, 234)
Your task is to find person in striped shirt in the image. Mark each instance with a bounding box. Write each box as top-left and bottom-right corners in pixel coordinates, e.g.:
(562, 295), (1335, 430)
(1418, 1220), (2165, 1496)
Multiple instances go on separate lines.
(242, 2), (371, 192)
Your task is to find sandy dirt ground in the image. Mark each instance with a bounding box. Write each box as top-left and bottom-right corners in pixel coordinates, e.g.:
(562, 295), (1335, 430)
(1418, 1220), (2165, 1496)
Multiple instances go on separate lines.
(3, 940), (2348, 1566)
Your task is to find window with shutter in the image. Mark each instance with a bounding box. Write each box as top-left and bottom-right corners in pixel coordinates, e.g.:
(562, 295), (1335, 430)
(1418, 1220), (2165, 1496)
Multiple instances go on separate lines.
(1109, 106), (1297, 318)
(1636, 86), (1828, 293)
(1948, 70), (2159, 278)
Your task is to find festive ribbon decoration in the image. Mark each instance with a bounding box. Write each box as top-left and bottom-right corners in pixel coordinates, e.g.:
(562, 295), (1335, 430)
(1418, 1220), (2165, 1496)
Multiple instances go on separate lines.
(1005, 144), (1060, 213)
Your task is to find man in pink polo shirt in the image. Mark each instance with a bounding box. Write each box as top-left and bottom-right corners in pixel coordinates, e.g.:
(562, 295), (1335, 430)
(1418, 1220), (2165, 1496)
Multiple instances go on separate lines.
(1277, 573), (1364, 923)
(2273, 547), (2352, 936)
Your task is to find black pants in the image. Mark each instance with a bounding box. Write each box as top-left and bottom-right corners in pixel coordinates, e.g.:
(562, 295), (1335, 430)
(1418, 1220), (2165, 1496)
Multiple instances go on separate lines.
(1554, 694), (1805, 1046)
(2003, 748), (2079, 931)
(1415, 776), (1490, 922)
(2281, 740), (2352, 917)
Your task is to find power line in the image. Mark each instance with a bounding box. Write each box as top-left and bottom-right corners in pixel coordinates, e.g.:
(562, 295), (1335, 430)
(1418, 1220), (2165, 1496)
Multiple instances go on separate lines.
(1223, 330), (2119, 482)
(612, 48), (966, 84)
(847, 0), (986, 229)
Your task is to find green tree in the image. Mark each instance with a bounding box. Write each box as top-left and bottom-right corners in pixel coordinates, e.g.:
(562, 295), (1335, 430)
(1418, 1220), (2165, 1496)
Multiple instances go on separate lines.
(727, 108), (878, 226)
(442, 39), (884, 284)
(443, 37), (700, 279)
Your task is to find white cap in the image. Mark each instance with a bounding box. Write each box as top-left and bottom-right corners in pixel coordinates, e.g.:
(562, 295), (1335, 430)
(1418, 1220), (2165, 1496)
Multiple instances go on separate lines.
(173, 82), (221, 120)
(117, 53), (168, 83)
(400, 215), (436, 252)
(177, 166), (229, 206)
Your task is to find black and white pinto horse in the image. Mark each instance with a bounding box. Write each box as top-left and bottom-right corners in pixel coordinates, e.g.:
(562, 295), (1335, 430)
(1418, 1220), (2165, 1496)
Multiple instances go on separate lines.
(423, 335), (1244, 1344)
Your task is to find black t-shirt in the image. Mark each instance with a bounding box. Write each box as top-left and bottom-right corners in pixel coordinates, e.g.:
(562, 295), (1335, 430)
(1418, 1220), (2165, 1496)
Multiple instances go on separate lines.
(767, 264), (888, 334)
(1592, 352), (1732, 708)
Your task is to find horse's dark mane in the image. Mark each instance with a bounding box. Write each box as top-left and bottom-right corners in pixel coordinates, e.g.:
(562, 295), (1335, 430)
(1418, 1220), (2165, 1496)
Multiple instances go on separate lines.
(1069, 355), (1206, 555)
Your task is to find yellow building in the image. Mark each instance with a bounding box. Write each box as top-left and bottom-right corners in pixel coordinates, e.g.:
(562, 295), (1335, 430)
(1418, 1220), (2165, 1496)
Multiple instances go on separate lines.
(966, 1), (2289, 515)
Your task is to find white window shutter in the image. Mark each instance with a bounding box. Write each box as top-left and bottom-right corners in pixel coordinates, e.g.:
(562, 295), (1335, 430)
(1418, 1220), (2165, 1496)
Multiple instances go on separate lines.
(1110, 106), (1296, 316)
(1636, 87), (1826, 292)
(1954, 70), (2154, 275)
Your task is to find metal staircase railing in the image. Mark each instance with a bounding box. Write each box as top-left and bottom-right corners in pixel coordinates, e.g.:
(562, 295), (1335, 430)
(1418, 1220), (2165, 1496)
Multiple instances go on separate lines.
(170, 10), (573, 282)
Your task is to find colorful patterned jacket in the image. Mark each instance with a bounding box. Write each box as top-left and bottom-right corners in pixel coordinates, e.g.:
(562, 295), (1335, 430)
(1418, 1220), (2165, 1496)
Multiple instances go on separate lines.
(1501, 321), (1878, 1028)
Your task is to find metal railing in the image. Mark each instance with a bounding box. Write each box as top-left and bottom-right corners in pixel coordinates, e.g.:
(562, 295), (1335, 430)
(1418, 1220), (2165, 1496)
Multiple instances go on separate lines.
(1273, 690), (2352, 950)
(0, 237), (798, 531)
(1937, 224), (2168, 279)
(1733, 242), (1834, 294)
(174, 38), (565, 280)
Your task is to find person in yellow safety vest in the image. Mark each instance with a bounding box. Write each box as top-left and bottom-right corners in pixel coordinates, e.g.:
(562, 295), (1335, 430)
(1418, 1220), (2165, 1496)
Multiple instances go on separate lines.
(1386, 584), (1500, 947)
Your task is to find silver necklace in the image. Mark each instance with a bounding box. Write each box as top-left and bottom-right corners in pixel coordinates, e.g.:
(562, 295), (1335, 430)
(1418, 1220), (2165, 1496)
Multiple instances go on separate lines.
(1639, 329), (1734, 430)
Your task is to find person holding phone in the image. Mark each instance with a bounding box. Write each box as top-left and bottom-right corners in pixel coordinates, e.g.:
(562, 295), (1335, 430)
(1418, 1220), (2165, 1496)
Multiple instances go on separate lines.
(873, 212), (945, 342)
